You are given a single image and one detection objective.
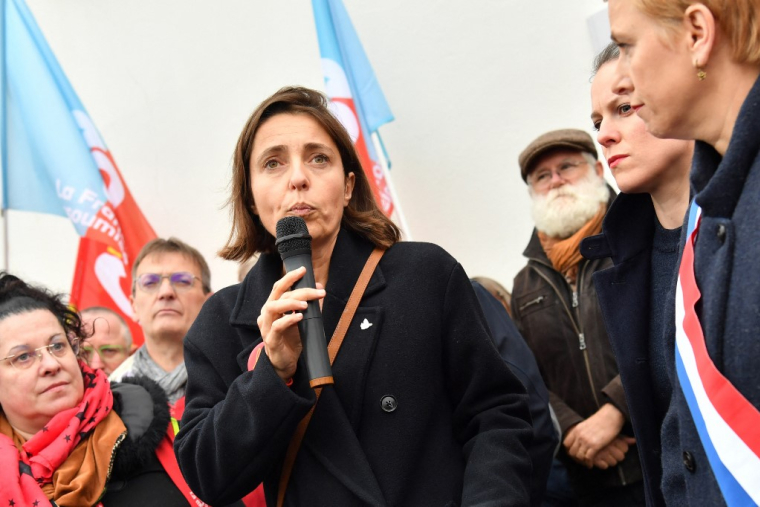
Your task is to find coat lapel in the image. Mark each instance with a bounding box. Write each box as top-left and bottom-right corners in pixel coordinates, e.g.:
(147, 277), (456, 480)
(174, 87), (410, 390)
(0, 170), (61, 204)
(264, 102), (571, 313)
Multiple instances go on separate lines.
(582, 193), (655, 364)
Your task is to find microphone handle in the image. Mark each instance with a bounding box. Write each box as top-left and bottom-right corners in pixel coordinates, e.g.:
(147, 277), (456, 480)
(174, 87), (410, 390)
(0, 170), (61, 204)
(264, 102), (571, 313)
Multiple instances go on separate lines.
(282, 253), (334, 388)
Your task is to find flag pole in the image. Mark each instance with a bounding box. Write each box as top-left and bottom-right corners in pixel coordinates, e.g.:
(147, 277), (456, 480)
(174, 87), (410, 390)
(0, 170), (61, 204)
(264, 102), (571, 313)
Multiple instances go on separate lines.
(1, 0), (9, 271)
(371, 132), (411, 240)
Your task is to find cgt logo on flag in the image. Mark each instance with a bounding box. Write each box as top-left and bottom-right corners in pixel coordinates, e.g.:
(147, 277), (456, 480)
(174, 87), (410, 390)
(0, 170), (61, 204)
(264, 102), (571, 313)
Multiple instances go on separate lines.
(70, 111), (156, 344)
(71, 112), (147, 320)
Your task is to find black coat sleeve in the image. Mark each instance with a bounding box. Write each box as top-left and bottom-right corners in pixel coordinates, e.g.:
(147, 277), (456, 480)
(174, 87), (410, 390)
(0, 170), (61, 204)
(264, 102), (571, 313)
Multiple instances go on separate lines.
(174, 291), (315, 505)
(443, 264), (533, 506)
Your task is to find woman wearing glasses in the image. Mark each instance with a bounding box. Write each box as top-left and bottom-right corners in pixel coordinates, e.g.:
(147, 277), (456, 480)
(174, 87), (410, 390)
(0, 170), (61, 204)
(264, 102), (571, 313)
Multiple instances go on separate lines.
(175, 87), (534, 506)
(0, 273), (206, 506)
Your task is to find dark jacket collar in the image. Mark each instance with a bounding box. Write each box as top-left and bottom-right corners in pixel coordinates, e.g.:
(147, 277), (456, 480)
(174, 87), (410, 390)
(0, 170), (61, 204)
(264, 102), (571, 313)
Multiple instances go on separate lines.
(581, 193), (655, 264)
(523, 185), (617, 262)
(229, 228), (386, 330)
(692, 73), (760, 218)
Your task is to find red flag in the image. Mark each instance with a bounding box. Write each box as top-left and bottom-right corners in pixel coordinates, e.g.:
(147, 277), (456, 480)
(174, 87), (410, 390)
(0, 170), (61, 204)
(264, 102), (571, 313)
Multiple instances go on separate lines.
(69, 141), (156, 348)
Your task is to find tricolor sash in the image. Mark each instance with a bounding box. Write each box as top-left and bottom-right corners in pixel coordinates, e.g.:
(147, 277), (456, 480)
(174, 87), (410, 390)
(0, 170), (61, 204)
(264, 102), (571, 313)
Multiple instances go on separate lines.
(675, 201), (760, 505)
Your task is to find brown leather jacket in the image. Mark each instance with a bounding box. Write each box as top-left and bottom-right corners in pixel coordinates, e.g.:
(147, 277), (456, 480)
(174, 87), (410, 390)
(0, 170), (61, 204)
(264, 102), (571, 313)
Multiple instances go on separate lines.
(511, 211), (643, 497)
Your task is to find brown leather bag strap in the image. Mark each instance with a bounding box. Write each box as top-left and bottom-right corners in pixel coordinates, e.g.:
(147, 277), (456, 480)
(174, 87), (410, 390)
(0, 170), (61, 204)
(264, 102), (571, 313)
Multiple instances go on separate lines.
(276, 248), (385, 507)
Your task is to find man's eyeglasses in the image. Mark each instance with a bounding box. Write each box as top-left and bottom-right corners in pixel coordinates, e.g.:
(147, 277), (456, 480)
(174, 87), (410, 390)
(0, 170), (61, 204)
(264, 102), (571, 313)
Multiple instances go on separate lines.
(529, 159), (589, 190)
(1, 336), (76, 370)
(135, 272), (199, 293)
(82, 344), (127, 363)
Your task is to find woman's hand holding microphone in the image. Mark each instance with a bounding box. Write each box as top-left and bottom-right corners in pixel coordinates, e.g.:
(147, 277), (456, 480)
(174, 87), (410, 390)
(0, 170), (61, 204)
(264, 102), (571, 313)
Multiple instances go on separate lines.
(257, 266), (325, 382)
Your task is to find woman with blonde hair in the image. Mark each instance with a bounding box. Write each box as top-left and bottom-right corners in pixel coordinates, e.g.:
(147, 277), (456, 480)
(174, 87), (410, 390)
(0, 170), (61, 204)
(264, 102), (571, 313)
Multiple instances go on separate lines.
(607, 1), (760, 505)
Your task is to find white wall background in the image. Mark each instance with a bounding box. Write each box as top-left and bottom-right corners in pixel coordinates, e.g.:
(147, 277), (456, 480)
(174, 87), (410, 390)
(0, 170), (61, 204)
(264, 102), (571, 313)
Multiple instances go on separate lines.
(6, 0), (612, 296)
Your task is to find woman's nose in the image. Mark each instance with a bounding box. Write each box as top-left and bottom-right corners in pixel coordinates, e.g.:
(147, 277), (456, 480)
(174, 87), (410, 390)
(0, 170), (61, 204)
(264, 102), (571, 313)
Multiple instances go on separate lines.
(39, 349), (62, 374)
(289, 161), (309, 190)
(597, 120), (621, 147)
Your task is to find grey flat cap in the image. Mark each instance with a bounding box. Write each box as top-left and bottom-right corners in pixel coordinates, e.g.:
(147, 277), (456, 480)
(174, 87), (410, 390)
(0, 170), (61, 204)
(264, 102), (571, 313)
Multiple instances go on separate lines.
(519, 129), (598, 182)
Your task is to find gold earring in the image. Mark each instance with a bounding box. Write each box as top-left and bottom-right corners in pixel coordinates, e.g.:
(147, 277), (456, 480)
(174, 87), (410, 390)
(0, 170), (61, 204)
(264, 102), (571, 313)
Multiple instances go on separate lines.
(694, 60), (707, 81)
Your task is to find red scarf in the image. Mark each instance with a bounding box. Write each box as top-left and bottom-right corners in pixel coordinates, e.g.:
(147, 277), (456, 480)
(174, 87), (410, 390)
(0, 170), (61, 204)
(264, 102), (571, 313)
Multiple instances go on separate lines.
(0, 362), (113, 506)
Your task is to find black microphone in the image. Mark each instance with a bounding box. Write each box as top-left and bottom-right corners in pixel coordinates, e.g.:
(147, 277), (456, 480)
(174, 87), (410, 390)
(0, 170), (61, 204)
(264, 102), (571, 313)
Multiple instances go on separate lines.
(275, 216), (333, 388)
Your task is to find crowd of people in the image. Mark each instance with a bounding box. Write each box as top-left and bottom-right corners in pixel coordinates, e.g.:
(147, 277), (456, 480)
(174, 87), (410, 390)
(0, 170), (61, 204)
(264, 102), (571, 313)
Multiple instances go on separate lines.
(0, 0), (758, 505)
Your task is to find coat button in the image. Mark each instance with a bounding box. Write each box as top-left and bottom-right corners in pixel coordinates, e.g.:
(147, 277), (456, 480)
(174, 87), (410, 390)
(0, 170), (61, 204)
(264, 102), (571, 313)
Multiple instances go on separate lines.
(683, 451), (696, 473)
(717, 224), (726, 242)
(380, 395), (397, 413)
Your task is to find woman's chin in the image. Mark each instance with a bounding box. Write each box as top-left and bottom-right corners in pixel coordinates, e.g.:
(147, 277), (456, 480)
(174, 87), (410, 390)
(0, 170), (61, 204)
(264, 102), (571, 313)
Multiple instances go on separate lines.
(41, 389), (83, 414)
(641, 116), (683, 142)
(615, 176), (645, 195)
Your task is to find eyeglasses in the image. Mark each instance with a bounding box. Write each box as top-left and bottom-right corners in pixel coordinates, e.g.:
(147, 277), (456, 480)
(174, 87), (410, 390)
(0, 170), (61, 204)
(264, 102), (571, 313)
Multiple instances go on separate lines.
(0, 337), (76, 370)
(528, 160), (589, 190)
(82, 344), (127, 363)
(135, 272), (199, 293)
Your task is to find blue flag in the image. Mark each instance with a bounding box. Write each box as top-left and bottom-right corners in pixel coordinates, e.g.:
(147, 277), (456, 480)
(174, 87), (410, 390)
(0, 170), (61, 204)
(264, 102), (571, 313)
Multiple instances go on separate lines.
(313, 0), (394, 134)
(1, 0), (157, 345)
(2, 0), (108, 236)
(312, 0), (399, 216)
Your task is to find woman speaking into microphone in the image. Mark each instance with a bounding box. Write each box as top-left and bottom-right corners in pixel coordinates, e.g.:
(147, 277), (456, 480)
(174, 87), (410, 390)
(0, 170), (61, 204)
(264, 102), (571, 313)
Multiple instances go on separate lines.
(174, 87), (532, 507)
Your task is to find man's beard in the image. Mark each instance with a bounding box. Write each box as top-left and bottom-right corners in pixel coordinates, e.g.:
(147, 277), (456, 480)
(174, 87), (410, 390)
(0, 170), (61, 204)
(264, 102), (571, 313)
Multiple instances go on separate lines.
(529, 169), (609, 239)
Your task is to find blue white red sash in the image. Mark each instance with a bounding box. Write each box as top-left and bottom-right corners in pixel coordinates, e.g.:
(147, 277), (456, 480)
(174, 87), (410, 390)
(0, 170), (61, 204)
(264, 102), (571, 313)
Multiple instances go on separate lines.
(675, 202), (760, 505)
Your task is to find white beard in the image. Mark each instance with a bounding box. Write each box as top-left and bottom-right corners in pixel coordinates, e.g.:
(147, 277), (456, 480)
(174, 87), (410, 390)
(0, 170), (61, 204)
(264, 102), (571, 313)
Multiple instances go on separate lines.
(530, 169), (609, 239)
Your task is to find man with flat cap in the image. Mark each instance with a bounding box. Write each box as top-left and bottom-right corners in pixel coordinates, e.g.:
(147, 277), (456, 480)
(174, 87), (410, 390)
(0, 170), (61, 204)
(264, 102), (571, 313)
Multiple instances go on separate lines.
(511, 129), (645, 506)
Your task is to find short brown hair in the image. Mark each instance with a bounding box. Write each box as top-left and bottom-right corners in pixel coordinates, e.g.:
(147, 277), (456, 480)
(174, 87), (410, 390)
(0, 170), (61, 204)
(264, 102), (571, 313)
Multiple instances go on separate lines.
(132, 237), (211, 294)
(219, 86), (401, 260)
(633, 0), (760, 65)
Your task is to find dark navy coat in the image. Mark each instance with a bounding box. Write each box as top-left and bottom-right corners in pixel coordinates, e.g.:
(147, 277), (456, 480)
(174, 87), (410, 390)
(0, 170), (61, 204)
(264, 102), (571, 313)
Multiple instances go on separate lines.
(657, 75), (760, 506)
(581, 193), (677, 507)
(584, 75), (760, 507)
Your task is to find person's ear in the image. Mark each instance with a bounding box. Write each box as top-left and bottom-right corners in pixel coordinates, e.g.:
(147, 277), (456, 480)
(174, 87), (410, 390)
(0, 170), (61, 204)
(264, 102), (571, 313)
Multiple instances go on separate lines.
(595, 160), (605, 178)
(344, 172), (356, 206)
(684, 4), (717, 69)
(129, 294), (139, 324)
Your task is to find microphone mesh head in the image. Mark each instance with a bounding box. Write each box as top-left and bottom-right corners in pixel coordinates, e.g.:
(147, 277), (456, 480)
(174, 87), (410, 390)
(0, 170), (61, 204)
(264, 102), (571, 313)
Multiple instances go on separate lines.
(276, 216), (312, 255)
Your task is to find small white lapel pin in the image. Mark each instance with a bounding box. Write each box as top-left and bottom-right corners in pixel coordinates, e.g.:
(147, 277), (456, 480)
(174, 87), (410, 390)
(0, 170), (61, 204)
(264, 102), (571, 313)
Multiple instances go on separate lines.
(360, 318), (373, 330)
